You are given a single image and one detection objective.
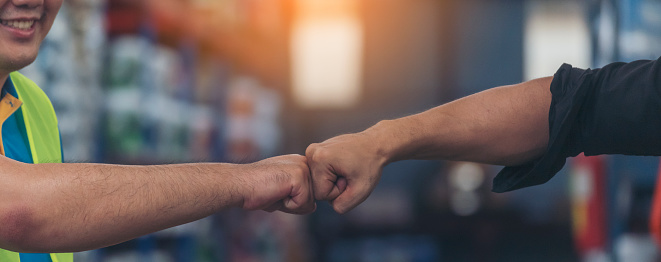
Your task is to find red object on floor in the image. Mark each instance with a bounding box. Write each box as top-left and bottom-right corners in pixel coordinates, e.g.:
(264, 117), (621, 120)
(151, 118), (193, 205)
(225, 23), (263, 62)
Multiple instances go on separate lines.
(649, 160), (661, 247)
(570, 154), (607, 254)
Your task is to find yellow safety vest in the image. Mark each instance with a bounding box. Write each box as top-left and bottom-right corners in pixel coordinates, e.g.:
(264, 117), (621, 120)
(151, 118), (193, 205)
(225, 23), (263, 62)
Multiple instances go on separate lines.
(0, 72), (72, 262)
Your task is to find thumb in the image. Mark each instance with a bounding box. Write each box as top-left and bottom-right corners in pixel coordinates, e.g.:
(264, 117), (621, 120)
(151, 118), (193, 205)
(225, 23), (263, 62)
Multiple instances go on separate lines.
(283, 195), (317, 214)
(281, 172), (317, 214)
(310, 163), (345, 201)
(330, 180), (372, 214)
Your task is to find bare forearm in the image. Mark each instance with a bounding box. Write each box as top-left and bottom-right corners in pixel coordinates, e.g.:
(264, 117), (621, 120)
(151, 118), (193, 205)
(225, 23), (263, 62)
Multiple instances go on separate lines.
(368, 76), (553, 166)
(306, 77), (554, 213)
(2, 160), (243, 252)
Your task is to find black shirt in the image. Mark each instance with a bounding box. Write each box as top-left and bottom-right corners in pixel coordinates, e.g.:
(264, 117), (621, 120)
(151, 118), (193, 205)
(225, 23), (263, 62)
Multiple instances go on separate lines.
(493, 57), (661, 193)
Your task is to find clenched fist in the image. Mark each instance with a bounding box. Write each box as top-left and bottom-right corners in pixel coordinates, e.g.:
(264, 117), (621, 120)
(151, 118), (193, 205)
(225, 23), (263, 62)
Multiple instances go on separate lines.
(306, 132), (390, 214)
(236, 154), (316, 214)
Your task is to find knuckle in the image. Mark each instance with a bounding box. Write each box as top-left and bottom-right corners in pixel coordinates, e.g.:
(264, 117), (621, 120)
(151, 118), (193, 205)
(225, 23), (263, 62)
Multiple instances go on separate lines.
(311, 147), (331, 163)
(306, 143), (319, 156)
(298, 159), (310, 172)
(284, 154), (303, 164)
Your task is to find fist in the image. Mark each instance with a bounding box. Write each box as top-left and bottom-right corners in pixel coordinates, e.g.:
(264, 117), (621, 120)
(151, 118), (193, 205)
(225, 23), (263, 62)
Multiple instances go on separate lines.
(306, 132), (388, 214)
(238, 154), (316, 214)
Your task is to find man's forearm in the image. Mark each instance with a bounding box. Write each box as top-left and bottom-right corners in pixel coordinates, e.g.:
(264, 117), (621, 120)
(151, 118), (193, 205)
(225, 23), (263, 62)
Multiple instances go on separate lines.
(0, 159), (242, 252)
(305, 76), (554, 214)
(365, 76), (554, 166)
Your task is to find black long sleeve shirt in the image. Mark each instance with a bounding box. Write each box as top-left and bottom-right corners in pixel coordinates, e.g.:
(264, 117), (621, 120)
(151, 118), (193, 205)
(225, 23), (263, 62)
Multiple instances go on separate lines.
(493, 58), (661, 193)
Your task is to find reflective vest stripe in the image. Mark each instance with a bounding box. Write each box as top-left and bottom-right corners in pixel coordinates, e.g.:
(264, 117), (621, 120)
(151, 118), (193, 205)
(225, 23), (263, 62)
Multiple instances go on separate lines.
(50, 253), (73, 262)
(11, 72), (62, 164)
(0, 72), (71, 262)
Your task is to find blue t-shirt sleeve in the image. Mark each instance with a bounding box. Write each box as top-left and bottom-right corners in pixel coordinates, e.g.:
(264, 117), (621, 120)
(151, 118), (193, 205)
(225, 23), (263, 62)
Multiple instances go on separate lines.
(492, 57), (661, 193)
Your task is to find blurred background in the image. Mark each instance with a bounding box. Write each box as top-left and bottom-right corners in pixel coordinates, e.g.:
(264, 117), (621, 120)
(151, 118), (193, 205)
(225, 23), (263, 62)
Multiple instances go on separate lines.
(19, 0), (661, 261)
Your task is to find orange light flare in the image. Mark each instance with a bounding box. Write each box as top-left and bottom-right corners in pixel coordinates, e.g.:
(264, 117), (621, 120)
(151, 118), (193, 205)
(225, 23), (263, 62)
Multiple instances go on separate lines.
(291, 0), (364, 109)
(293, 0), (359, 20)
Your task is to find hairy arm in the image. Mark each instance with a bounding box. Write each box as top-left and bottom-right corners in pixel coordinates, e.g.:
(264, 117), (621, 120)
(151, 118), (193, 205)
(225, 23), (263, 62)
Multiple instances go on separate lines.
(0, 154), (314, 252)
(307, 77), (553, 213)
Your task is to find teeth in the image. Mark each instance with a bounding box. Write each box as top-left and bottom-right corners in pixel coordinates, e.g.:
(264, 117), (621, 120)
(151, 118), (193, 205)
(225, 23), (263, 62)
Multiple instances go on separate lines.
(1, 20), (35, 30)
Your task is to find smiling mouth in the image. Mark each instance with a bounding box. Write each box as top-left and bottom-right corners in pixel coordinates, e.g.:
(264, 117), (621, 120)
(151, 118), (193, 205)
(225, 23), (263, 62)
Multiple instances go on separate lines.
(0, 19), (36, 30)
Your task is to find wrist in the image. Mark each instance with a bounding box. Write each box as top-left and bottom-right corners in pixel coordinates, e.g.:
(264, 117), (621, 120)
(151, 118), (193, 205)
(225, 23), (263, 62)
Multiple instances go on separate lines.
(224, 163), (251, 209)
(362, 119), (408, 165)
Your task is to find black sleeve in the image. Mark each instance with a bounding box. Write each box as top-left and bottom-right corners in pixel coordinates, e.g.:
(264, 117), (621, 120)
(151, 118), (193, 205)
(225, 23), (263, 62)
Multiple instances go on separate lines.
(492, 57), (661, 193)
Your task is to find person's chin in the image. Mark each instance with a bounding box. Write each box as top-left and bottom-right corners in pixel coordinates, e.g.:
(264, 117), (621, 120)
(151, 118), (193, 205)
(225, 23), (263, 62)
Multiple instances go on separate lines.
(0, 52), (39, 72)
